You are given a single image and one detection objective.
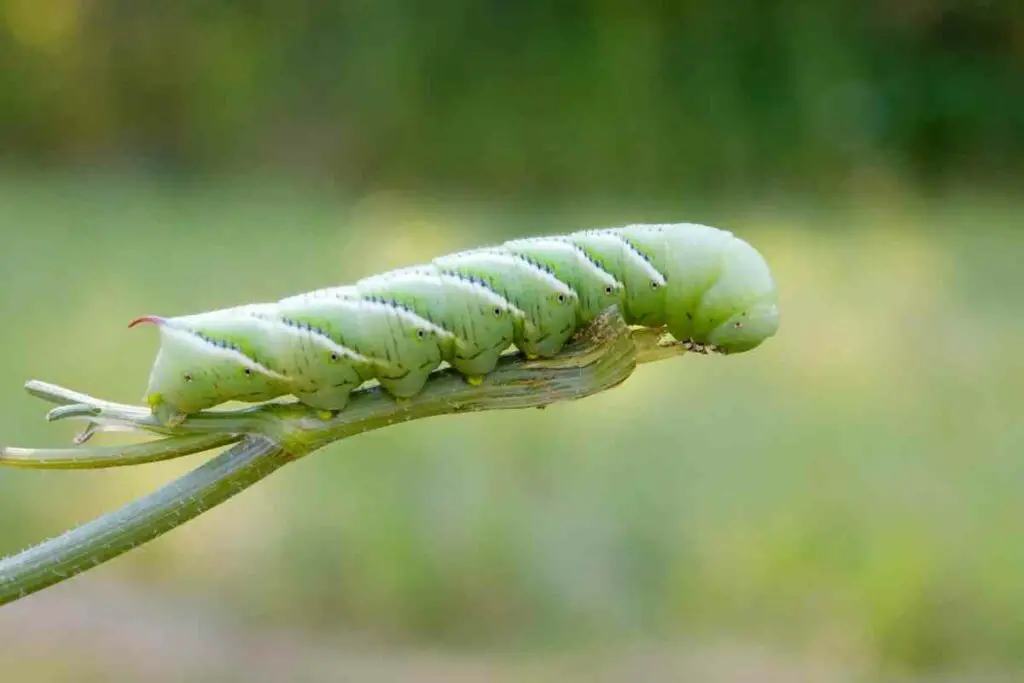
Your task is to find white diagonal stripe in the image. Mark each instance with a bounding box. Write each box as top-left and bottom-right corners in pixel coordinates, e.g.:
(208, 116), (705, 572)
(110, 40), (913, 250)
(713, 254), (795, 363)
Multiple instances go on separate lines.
(273, 316), (370, 363)
(506, 236), (623, 290)
(436, 248), (579, 300)
(161, 326), (290, 381)
(573, 229), (667, 286)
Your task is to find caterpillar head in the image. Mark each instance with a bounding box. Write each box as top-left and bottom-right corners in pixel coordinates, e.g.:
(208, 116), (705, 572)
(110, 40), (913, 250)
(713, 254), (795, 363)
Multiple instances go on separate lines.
(695, 236), (780, 354)
(704, 298), (780, 354)
(130, 314), (284, 425)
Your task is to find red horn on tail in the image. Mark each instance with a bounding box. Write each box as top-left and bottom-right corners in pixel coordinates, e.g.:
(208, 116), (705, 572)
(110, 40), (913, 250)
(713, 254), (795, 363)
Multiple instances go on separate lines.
(128, 316), (166, 328)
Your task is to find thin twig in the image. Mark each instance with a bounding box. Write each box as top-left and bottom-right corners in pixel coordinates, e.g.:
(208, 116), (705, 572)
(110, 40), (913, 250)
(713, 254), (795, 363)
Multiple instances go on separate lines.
(0, 310), (689, 606)
(0, 436), (285, 605)
(0, 434), (241, 470)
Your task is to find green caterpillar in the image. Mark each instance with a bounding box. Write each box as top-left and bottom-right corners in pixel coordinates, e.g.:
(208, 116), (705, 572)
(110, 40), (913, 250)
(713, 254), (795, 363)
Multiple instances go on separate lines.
(131, 223), (779, 425)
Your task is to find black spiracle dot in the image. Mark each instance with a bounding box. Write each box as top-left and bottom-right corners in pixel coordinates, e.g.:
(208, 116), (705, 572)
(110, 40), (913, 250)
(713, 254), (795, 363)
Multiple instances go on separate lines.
(493, 307), (502, 317)
(604, 285), (614, 295)
(650, 280), (660, 289)
(183, 373), (193, 383)
(417, 329), (427, 339)
(329, 352), (340, 362)
(556, 293), (566, 303)
(244, 369), (252, 377)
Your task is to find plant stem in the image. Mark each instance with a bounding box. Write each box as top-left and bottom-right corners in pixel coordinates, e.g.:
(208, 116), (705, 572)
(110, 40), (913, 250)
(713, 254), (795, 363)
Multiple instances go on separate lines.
(0, 309), (687, 606)
(0, 436), (286, 605)
(0, 434), (241, 469)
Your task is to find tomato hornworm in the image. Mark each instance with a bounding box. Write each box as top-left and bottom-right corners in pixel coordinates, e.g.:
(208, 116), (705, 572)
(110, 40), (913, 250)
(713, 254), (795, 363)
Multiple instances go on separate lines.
(131, 223), (780, 425)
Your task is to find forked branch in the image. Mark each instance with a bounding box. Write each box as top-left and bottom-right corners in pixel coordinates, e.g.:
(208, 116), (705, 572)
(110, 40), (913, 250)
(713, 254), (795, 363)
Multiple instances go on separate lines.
(0, 309), (691, 606)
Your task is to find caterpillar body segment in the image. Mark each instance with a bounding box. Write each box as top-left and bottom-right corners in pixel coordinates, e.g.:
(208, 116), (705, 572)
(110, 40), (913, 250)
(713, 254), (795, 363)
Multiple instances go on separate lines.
(502, 236), (625, 323)
(433, 247), (580, 358)
(134, 223), (780, 425)
(354, 266), (520, 378)
(569, 229), (668, 327)
(135, 306), (291, 422)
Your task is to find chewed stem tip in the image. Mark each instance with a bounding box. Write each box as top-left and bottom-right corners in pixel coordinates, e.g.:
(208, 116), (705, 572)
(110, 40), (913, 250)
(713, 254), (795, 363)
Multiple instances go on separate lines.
(128, 316), (165, 328)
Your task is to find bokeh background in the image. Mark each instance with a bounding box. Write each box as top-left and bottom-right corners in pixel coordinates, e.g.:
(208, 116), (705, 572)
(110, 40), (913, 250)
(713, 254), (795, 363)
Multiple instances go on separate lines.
(1, 2), (1022, 681)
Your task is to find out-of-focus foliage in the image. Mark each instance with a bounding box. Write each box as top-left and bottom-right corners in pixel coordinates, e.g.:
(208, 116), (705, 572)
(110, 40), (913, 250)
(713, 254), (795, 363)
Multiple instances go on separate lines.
(1, 0), (1021, 197)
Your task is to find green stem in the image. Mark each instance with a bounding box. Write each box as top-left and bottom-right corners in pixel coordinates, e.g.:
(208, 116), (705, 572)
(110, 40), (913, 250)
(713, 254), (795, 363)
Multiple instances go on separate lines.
(0, 434), (240, 469)
(0, 309), (687, 606)
(0, 436), (287, 605)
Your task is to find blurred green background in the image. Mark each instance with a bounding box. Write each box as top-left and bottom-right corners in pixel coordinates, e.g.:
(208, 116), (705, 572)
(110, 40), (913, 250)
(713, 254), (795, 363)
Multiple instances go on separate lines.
(1, 2), (1022, 681)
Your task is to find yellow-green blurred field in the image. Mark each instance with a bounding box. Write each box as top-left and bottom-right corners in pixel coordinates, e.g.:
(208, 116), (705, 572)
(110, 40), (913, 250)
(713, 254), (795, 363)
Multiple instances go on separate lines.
(0, 174), (1020, 681)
